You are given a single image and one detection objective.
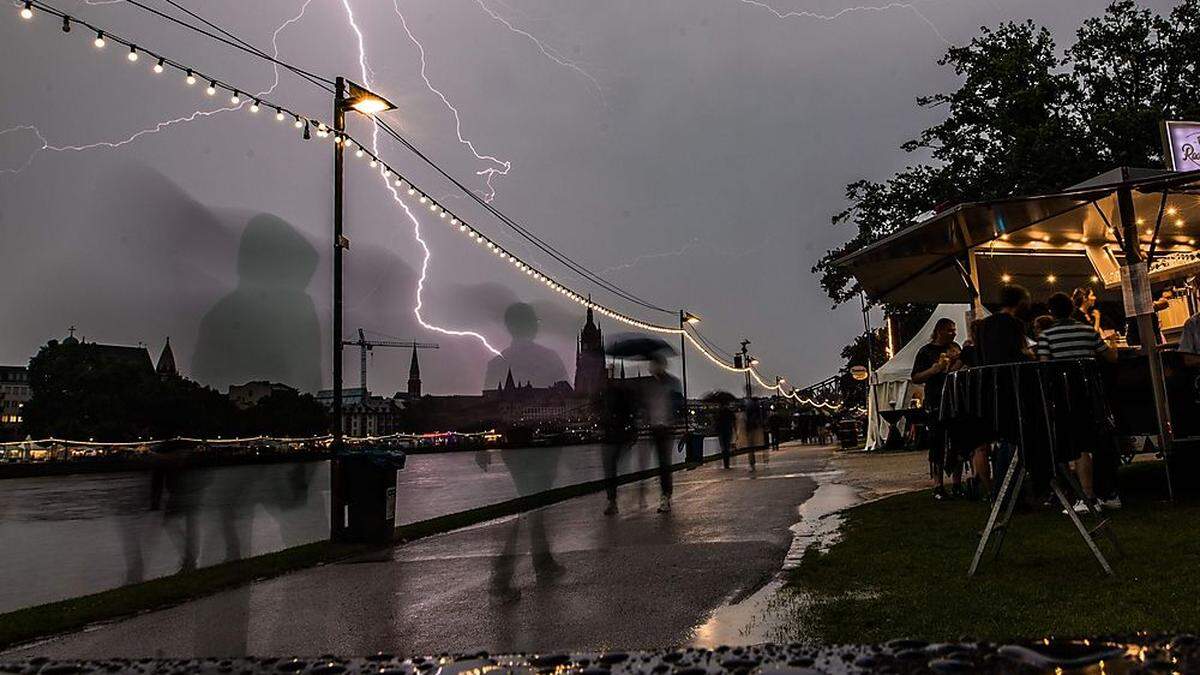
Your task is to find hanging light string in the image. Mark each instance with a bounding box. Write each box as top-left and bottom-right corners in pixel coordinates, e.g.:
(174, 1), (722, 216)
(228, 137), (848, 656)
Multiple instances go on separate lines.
(12, 0), (840, 411)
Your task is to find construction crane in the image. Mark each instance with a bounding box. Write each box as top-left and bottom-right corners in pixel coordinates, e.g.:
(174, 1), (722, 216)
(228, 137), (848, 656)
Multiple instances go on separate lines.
(342, 328), (438, 395)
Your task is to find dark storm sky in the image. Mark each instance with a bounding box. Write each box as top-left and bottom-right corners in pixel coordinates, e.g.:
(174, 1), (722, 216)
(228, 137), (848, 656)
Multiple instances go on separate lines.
(0, 0), (1177, 396)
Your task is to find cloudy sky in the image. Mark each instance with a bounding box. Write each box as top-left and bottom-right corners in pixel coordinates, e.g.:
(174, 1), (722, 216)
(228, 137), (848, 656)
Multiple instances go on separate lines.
(0, 0), (1178, 396)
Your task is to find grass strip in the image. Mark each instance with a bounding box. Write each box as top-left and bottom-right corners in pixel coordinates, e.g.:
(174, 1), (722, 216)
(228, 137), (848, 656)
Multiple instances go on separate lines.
(783, 460), (1200, 643)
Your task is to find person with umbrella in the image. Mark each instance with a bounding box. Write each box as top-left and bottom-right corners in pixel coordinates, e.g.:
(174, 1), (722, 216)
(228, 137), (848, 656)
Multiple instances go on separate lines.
(608, 335), (683, 513)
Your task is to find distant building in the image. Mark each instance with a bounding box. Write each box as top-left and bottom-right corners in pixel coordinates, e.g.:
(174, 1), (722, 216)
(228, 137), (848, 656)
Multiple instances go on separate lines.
(574, 305), (606, 397)
(156, 337), (178, 377)
(343, 396), (407, 438)
(0, 365), (30, 437)
(228, 380), (298, 409)
(407, 346), (422, 398)
(58, 328), (156, 375)
(316, 387), (368, 406)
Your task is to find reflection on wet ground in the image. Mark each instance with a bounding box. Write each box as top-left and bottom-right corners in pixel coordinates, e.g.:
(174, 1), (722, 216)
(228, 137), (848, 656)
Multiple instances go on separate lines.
(691, 468), (862, 647)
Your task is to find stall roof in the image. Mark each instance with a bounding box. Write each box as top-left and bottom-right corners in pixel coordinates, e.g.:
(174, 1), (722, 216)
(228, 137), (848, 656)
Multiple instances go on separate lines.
(835, 168), (1200, 303)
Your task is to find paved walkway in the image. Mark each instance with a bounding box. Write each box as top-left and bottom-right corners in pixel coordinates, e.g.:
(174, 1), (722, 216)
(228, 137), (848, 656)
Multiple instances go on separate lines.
(8, 444), (924, 657)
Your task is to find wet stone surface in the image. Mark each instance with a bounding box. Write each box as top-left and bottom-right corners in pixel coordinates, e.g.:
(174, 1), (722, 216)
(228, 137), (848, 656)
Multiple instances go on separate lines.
(1, 636), (1195, 675)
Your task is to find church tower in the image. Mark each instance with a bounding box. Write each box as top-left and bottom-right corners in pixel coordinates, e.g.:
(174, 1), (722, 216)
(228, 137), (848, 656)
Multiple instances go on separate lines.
(574, 305), (607, 397)
(407, 345), (422, 397)
(156, 337), (177, 377)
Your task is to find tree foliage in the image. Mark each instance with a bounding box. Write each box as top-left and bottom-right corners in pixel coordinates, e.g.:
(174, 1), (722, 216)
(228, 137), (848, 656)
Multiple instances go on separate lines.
(816, 0), (1200, 386)
(23, 340), (330, 441)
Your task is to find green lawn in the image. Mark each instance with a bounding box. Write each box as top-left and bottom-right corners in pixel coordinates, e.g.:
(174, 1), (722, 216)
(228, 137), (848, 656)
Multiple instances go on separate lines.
(784, 461), (1200, 643)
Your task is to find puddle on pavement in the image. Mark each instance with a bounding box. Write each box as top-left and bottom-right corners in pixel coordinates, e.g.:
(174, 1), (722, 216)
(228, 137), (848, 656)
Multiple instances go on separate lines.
(691, 471), (862, 647)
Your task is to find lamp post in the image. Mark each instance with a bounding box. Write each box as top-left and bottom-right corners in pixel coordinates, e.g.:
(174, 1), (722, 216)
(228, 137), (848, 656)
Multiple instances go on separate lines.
(330, 77), (397, 541)
(679, 311), (700, 436)
(737, 339), (754, 400)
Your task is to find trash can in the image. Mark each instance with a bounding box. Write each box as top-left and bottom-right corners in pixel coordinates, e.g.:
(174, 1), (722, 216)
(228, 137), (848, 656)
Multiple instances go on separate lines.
(836, 419), (859, 449)
(684, 433), (705, 465)
(337, 449), (406, 544)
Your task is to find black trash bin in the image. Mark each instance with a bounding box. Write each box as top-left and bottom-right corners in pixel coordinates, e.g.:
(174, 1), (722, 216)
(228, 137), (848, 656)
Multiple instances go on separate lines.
(836, 419), (859, 449)
(684, 433), (705, 465)
(336, 449), (406, 544)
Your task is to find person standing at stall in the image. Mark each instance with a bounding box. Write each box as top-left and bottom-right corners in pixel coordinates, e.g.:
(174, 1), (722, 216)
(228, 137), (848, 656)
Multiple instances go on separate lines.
(1037, 292), (1119, 512)
(911, 317), (961, 500)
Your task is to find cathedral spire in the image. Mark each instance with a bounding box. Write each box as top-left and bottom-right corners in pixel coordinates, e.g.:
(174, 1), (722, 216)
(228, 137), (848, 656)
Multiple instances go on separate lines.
(156, 337), (177, 376)
(407, 346), (422, 397)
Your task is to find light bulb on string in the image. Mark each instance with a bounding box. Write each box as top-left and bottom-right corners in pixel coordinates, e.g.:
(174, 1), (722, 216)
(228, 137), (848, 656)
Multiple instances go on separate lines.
(369, 159), (378, 168)
(21, 2), (33, 20)
(407, 187), (416, 196)
(354, 148), (364, 158)
(250, 100), (260, 113)
(185, 69), (195, 86)
(429, 203), (439, 212)
(153, 58), (164, 74)
(419, 195), (428, 204)
(230, 91), (240, 104)
(206, 81), (217, 96)
(94, 31), (105, 48)
(127, 45), (138, 62)
(275, 108), (285, 121)
(61, 15), (69, 31)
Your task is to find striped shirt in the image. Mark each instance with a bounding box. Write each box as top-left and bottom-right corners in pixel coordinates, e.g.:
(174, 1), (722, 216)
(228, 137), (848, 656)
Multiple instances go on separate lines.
(1035, 319), (1108, 361)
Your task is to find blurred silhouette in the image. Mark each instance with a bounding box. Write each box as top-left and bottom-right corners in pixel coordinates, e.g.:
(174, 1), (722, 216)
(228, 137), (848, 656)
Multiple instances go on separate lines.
(716, 403), (737, 469)
(601, 378), (640, 515)
(484, 303), (568, 389)
(121, 439), (208, 583)
(476, 446), (566, 603)
(644, 352), (683, 512)
(192, 213), (321, 393)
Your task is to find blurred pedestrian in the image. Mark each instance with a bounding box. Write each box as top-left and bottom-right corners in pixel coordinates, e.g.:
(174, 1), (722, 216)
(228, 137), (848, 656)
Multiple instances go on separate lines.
(715, 401), (736, 469)
(644, 351), (682, 512)
(601, 379), (640, 515)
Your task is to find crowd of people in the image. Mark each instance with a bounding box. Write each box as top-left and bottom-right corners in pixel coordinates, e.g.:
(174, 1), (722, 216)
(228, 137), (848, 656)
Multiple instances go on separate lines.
(911, 283), (1125, 511)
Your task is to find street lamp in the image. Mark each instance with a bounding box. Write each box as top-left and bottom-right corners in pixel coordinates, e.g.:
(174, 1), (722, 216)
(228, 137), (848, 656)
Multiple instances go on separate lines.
(331, 77), (396, 542)
(678, 311), (700, 438)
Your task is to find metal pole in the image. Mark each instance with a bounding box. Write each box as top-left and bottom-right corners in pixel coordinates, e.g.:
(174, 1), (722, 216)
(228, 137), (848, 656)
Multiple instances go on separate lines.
(679, 311), (689, 438)
(1116, 183), (1175, 499)
(330, 76), (347, 540)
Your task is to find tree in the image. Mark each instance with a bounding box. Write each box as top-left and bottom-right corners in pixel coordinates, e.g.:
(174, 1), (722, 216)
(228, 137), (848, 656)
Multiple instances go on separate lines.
(816, 1), (1200, 391)
(241, 390), (330, 437)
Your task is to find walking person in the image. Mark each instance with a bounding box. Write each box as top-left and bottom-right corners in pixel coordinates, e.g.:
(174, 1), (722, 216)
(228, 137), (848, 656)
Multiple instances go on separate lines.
(1037, 292), (1118, 512)
(601, 379), (640, 515)
(644, 351), (682, 513)
(715, 401), (736, 469)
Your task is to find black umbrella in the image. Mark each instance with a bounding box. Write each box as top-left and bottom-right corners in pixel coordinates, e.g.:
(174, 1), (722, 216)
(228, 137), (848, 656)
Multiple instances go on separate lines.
(703, 390), (737, 405)
(606, 335), (677, 360)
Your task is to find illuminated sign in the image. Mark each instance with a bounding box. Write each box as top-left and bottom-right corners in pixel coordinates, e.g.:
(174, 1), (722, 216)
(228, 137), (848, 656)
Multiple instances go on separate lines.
(1161, 120), (1200, 171)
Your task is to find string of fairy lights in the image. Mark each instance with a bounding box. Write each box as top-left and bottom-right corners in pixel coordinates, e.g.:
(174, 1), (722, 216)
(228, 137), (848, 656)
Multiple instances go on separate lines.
(10, 0), (841, 411)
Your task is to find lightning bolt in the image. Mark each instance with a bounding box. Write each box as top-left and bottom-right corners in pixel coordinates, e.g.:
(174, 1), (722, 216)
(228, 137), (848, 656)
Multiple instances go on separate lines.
(737, 0), (952, 45)
(340, 0), (502, 355)
(472, 0), (606, 104)
(1, 0), (315, 174)
(388, 0), (511, 203)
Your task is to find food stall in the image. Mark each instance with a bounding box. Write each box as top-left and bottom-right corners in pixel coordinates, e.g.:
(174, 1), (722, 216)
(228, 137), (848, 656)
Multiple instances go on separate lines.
(836, 165), (1200, 473)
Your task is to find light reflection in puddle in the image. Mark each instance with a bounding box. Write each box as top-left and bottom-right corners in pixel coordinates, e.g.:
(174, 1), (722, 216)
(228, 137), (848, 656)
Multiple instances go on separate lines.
(691, 473), (864, 646)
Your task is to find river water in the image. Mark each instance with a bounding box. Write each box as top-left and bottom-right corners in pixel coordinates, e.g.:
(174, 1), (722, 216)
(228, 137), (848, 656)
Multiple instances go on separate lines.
(0, 438), (719, 613)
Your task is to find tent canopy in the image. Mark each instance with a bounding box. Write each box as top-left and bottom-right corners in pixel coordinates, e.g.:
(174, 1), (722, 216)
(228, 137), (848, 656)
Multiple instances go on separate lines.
(875, 304), (975, 385)
(836, 168), (1200, 304)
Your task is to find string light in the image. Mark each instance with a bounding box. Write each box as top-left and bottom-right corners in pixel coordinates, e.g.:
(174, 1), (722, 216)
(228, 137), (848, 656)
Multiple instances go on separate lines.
(153, 57), (164, 74)
(8, 1), (832, 410)
(20, 1), (33, 20)
(230, 90), (240, 104)
(127, 45), (138, 61)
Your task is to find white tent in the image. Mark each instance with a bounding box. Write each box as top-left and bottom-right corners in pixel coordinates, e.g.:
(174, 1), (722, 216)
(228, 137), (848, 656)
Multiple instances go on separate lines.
(864, 304), (980, 451)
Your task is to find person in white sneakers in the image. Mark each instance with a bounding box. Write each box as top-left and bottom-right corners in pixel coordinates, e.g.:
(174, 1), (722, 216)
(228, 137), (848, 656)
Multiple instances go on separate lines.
(643, 351), (682, 513)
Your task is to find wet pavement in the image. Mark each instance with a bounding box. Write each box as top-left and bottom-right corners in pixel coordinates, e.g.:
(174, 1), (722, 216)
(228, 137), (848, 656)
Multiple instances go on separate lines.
(4, 444), (849, 658)
(0, 439), (723, 613)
